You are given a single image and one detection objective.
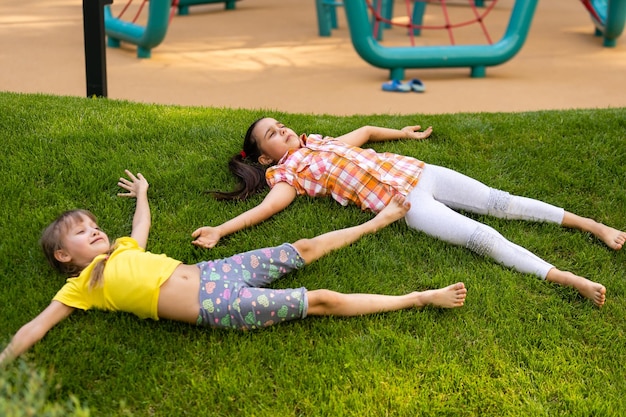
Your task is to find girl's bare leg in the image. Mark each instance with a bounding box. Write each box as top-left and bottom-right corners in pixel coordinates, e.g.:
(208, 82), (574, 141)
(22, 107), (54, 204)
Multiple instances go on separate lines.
(293, 194), (410, 265)
(307, 283), (467, 316)
(546, 268), (606, 307)
(562, 212), (626, 250)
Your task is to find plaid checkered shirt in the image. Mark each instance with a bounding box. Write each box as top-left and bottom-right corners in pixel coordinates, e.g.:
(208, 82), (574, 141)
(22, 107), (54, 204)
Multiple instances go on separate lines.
(266, 134), (425, 213)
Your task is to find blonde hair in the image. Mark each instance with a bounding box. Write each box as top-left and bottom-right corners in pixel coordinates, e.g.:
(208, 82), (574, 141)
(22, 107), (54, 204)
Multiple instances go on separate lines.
(40, 209), (112, 288)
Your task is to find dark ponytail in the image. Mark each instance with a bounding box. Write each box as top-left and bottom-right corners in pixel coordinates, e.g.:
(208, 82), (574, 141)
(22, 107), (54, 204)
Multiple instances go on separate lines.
(211, 118), (269, 201)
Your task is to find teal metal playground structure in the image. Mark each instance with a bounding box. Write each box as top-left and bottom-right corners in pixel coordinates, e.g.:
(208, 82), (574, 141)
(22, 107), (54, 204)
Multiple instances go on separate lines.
(581, 0), (626, 46)
(177, 0), (236, 16)
(104, 0), (171, 58)
(317, 0), (625, 80)
(104, 0), (625, 70)
(104, 0), (236, 58)
(343, 0), (538, 79)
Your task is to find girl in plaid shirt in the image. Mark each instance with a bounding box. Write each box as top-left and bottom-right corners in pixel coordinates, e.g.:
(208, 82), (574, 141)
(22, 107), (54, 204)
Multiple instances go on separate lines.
(193, 118), (626, 308)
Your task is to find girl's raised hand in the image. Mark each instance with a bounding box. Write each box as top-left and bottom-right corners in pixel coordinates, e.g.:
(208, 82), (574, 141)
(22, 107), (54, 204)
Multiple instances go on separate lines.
(401, 125), (433, 140)
(117, 170), (149, 198)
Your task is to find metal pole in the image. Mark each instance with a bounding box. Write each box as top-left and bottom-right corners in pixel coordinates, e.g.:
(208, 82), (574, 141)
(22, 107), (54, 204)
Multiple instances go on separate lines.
(83, 0), (113, 97)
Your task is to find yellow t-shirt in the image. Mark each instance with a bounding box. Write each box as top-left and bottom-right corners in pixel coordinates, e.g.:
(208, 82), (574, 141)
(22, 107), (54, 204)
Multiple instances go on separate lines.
(53, 237), (182, 320)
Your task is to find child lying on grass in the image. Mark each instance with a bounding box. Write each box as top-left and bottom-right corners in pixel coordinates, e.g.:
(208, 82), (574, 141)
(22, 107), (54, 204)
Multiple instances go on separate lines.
(192, 118), (626, 307)
(0, 170), (466, 366)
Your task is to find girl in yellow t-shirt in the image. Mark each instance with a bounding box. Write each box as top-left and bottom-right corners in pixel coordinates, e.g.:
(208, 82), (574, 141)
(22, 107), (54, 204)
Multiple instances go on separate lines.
(0, 170), (466, 366)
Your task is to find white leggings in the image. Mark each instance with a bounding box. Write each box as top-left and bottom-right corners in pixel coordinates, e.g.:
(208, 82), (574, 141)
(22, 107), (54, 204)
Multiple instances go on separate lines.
(404, 164), (565, 279)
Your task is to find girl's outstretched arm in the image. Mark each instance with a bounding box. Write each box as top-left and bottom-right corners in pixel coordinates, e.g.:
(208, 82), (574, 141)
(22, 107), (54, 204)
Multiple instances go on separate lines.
(118, 170), (151, 249)
(336, 125), (433, 147)
(192, 182), (297, 249)
(0, 301), (74, 366)
(293, 194), (410, 265)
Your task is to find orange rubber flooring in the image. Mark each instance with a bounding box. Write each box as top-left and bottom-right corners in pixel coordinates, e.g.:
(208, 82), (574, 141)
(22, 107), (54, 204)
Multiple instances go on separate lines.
(1, 0), (625, 116)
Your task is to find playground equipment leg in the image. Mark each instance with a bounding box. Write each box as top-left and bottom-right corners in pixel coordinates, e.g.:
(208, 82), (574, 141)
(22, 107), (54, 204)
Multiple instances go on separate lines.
(137, 46), (151, 59)
(603, 0), (626, 47)
(371, 0), (394, 40)
(315, 0), (393, 38)
(411, 1), (426, 36)
(178, 0), (237, 16)
(471, 66), (486, 78)
(582, 0), (626, 46)
(316, 0), (342, 36)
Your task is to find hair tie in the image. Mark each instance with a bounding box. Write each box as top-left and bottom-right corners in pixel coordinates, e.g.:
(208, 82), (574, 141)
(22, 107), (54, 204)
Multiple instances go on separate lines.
(240, 150), (247, 159)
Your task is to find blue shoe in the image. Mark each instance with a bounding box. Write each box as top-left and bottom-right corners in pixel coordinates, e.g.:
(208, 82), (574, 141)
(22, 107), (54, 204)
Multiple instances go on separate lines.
(382, 79), (411, 92)
(409, 78), (425, 92)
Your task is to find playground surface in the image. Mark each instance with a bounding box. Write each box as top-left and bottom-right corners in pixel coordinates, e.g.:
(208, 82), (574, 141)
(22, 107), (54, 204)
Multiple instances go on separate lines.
(1, 0), (625, 116)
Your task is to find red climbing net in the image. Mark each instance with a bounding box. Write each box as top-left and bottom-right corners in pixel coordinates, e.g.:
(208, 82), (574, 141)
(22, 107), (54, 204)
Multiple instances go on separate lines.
(367, 0), (499, 46)
(116, 0), (180, 24)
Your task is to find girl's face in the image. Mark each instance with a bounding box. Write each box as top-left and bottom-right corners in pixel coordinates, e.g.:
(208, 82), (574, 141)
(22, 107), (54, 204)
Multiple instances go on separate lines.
(55, 213), (110, 269)
(253, 118), (304, 164)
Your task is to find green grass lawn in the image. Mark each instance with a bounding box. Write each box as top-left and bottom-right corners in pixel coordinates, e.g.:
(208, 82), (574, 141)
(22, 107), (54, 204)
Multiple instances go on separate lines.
(1, 92), (625, 416)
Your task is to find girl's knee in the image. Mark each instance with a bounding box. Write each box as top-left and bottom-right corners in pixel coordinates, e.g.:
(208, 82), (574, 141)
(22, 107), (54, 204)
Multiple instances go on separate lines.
(466, 225), (502, 257)
(307, 289), (341, 315)
(292, 237), (311, 253)
(292, 238), (316, 264)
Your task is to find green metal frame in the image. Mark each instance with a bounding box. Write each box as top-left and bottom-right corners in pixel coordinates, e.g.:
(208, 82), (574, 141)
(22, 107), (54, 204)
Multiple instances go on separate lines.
(587, 0), (626, 46)
(104, 0), (171, 58)
(177, 0), (237, 16)
(104, 0), (237, 58)
(342, 0), (538, 79)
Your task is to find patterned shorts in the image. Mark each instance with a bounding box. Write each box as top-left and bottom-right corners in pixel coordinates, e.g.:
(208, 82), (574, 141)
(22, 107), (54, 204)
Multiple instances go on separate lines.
(196, 243), (308, 330)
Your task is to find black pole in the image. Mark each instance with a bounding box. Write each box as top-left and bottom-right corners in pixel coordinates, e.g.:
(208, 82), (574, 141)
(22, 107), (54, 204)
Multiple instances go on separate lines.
(83, 0), (113, 97)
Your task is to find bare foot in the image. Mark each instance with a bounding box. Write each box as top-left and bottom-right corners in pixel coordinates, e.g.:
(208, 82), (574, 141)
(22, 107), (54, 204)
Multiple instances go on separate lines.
(576, 279), (607, 307)
(374, 194), (411, 226)
(415, 282), (467, 308)
(595, 224), (626, 251)
(562, 213), (625, 250)
(546, 268), (606, 307)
